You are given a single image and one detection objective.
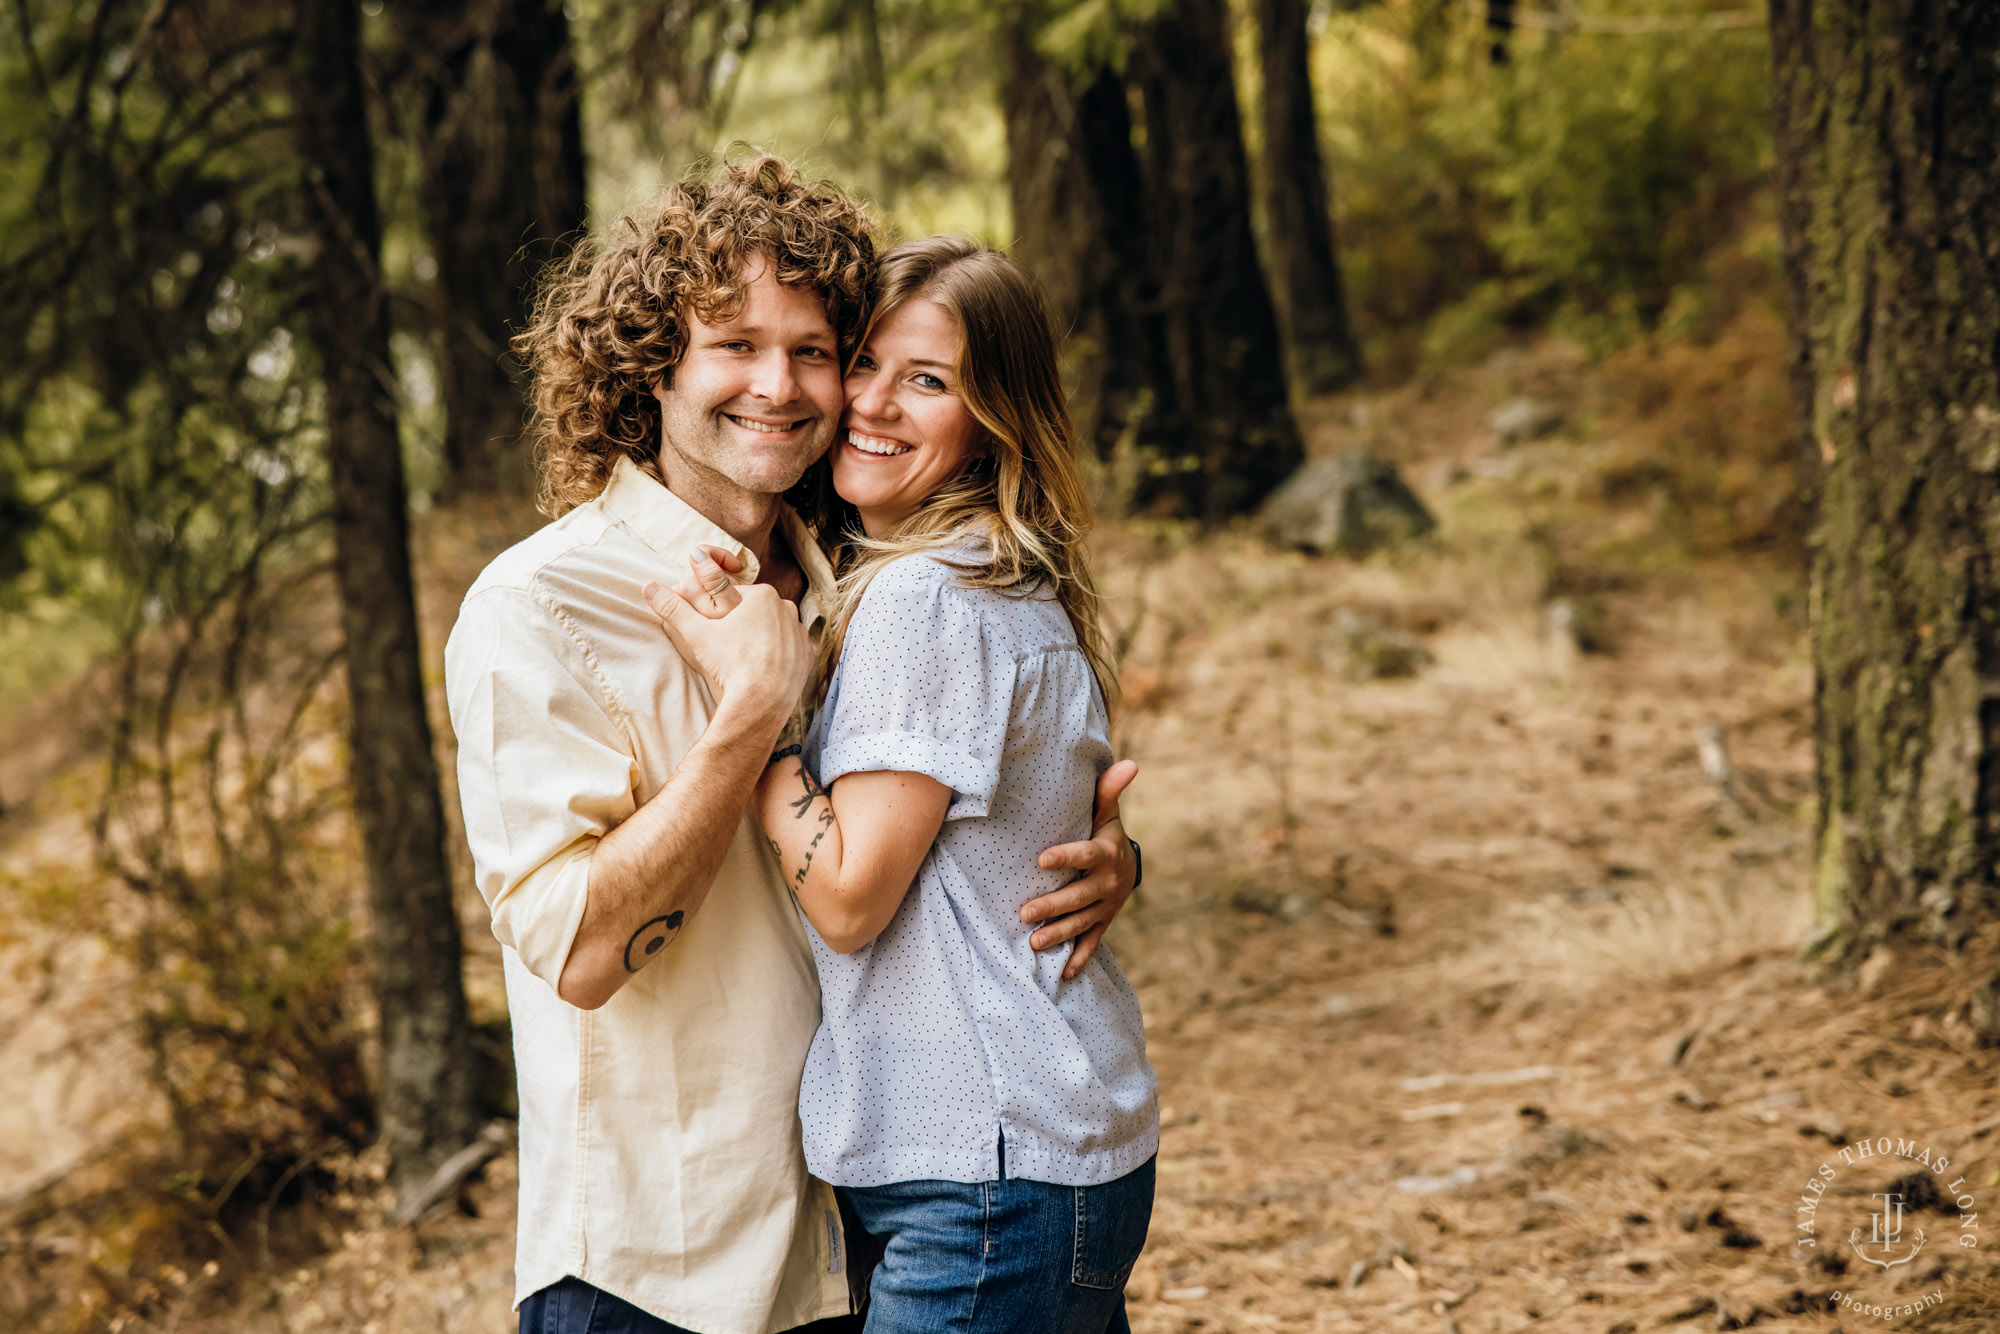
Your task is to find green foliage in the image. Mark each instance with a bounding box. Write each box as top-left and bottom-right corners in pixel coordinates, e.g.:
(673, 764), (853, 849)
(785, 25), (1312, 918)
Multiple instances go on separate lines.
(712, 0), (1012, 240)
(1, 0), (377, 1193)
(1316, 1), (1772, 363)
(1482, 23), (1771, 340)
(579, 0), (1120, 243)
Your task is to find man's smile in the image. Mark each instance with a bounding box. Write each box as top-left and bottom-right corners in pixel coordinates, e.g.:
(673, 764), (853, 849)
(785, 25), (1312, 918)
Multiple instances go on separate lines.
(725, 413), (810, 435)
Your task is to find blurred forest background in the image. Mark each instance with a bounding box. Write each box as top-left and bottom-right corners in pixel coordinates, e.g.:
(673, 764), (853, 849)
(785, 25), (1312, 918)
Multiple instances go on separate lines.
(4, 0), (1999, 1330)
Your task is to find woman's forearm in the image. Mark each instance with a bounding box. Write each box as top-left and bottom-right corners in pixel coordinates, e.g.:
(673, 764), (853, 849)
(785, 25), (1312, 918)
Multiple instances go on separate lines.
(758, 755), (848, 924)
(755, 757), (949, 953)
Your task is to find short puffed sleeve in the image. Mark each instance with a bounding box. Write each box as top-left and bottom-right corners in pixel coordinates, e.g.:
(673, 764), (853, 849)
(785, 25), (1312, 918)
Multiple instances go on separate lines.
(815, 558), (1015, 821)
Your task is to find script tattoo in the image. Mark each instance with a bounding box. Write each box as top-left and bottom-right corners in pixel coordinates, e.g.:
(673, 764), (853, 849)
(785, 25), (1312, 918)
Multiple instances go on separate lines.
(622, 909), (686, 973)
(787, 763), (836, 886)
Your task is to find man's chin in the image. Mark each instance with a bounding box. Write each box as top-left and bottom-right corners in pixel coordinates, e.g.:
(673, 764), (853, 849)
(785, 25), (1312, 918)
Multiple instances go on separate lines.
(728, 453), (822, 499)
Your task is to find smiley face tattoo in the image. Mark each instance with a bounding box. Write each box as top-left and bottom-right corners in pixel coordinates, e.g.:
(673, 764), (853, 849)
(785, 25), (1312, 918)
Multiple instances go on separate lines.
(622, 909), (686, 972)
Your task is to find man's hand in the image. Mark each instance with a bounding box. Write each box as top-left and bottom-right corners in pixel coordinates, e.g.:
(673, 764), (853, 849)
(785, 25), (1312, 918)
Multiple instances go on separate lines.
(644, 547), (807, 727)
(1022, 759), (1139, 980)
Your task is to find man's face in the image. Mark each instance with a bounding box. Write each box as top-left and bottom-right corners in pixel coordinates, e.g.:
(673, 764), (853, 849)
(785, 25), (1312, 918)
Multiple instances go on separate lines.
(651, 255), (843, 500)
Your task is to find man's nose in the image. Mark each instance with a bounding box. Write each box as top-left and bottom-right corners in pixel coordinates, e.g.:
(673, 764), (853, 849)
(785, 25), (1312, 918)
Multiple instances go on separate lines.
(748, 349), (799, 406)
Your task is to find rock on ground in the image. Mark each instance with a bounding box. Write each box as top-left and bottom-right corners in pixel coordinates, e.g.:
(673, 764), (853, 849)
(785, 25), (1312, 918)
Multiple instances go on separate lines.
(1490, 397), (1565, 446)
(1260, 449), (1437, 557)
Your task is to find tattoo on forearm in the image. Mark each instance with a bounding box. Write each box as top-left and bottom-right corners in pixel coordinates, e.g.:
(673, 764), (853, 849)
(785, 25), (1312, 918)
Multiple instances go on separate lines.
(785, 764), (836, 886)
(788, 763), (828, 817)
(795, 815), (832, 886)
(622, 909), (686, 973)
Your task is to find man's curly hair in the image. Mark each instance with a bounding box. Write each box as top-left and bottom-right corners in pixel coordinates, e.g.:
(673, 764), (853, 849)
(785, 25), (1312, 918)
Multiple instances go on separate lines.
(515, 153), (876, 516)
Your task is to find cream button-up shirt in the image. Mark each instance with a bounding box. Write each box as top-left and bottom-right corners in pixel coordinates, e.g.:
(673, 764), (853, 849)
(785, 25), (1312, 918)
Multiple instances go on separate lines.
(444, 456), (848, 1333)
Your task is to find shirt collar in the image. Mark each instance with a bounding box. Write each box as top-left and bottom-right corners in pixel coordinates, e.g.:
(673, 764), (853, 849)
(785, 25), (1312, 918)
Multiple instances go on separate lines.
(598, 454), (834, 630)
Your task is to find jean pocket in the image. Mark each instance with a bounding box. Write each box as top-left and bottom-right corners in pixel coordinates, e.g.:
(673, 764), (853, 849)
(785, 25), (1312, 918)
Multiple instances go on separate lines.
(1071, 1158), (1156, 1290)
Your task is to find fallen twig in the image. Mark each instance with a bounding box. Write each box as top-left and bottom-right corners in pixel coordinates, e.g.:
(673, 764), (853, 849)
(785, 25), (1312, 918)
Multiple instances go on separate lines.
(393, 1120), (514, 1226)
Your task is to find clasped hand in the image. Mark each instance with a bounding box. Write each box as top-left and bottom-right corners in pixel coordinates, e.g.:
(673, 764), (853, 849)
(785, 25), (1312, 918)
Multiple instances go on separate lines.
(645, 544), (1137, 978)
(643, 545), (807, 726)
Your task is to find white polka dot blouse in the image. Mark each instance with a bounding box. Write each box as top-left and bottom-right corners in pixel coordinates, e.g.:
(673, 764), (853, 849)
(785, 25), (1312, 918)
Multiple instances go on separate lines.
(797, 543), (1159, 1188)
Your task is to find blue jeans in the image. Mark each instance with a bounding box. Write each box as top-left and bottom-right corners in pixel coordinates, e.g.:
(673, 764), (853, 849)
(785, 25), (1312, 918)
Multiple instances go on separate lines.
(838, 1157), (1155, 1334)
(518, 1277), (862, 1334)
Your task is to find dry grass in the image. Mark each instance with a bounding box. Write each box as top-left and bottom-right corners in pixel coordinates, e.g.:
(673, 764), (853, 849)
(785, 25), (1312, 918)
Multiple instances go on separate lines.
(5, 307), (1998, 1332)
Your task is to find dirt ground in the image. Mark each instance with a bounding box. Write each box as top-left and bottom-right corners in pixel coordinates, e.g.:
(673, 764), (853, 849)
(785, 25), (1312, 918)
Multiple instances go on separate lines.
(6, 322), (1999, 1332)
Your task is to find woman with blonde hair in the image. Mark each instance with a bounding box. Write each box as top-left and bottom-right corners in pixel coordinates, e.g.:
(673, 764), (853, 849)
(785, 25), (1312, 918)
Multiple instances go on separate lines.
(658, 234), (1158, 1332)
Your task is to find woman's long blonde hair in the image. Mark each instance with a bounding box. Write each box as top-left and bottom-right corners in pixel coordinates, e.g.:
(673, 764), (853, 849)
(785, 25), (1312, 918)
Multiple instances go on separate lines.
(798, 235), (1117, 712)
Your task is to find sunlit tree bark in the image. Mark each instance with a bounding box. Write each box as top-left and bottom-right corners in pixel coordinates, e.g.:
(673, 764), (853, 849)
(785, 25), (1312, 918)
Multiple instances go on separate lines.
(1770, 0), (2000, 1023)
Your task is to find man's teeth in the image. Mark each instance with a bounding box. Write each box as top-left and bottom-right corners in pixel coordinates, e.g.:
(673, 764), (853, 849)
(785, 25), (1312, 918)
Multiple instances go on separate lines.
(732, 416), (799, 434)
(849, 430), (911, 456)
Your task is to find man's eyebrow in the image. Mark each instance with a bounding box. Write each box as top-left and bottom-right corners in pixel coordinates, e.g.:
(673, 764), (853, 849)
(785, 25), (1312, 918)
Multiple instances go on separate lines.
(697, 324), (834, 342)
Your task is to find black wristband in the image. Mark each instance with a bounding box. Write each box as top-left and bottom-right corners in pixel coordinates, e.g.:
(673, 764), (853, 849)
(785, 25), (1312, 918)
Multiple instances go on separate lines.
(769, 743), (803, 766)
(1128, 837), (1143, 890)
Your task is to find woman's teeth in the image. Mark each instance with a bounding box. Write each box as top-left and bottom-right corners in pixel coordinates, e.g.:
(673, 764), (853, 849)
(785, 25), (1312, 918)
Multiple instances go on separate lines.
(849, 430), (912, 456)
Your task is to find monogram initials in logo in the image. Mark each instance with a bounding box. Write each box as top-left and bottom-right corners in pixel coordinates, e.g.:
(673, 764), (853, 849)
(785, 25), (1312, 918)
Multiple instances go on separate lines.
(1849, 1191), (1927, 1270)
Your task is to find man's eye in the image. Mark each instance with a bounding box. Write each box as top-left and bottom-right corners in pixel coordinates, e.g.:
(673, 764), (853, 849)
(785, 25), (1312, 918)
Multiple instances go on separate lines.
(797, 346), (831, 359)
(720, 341), (752, 352)
(851, 355), (877, 371)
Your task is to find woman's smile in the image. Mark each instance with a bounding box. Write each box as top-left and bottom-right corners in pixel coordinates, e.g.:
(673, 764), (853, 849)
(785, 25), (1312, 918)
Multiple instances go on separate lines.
(844, 428), (914, 457)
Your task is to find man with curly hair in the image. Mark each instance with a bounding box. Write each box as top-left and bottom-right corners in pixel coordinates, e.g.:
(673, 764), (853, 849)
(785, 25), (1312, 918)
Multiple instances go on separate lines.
(443, 154), (1138, 1334)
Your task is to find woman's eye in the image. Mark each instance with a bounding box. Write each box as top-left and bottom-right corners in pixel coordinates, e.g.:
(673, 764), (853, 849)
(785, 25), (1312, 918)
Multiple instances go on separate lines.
(915, 373), (946, 391)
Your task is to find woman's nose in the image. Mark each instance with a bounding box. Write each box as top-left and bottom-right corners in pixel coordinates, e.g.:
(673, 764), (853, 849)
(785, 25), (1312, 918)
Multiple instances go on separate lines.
(848, 374), (897, 421)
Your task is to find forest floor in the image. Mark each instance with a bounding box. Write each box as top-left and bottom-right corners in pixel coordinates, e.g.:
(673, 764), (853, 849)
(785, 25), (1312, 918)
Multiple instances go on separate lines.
(5, 296), (2000, 1332)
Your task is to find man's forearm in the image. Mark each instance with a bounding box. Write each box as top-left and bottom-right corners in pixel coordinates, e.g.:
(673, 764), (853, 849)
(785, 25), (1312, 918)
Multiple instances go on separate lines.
(556, 698), (788, 1009)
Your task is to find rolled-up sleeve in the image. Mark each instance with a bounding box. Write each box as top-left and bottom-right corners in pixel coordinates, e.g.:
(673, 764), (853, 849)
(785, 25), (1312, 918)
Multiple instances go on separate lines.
(445, 586), (637, 989)
(817, 566), (1016, 821)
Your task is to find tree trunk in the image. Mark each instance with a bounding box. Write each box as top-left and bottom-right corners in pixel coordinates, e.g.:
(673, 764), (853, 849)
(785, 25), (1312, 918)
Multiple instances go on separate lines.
(290, 0), (482, 1187)
(1485, 0), (1514, 64)
(405, 0), (588, 499)
(1000, 20), (1184, 494)
(1254, 0), (1364, 395)
(1130, 0), (1303, 519)
(1769, 0), (2000, 994)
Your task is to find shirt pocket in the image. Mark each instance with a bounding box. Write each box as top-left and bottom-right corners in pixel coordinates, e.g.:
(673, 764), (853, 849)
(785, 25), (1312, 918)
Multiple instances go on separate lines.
(1070, 1157), (1156, 1290)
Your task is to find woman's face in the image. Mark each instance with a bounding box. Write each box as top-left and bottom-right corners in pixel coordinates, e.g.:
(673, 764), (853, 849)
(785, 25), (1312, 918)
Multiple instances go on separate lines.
(834, 299), (983, 537)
